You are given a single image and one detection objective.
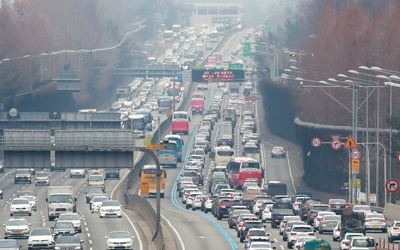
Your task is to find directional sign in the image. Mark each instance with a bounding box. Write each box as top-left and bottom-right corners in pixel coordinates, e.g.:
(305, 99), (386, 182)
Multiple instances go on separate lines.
(344, 135), (358, 149)
(243, 42), (253, 57)
(228, 63), (243, 69)
(385, 178), (400, 193)
(176, 70), (183, 82)
(351, 149), (361, 159)
(147, 144), (165, 151)
(351, 159), (360, 174)
(311, 137), (322, 148)
(331, 139), (342, 150)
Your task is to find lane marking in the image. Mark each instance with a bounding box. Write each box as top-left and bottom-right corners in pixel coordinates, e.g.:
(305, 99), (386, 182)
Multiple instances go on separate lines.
(161, 214), (186, 250)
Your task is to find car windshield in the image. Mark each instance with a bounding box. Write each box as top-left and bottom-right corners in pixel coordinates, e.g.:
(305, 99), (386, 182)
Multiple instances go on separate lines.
(12, 199), (29, 205)
(93, 197), (108, 202)
(7, 219), (27, 226)
(49, 195), (72, 203)
(30, 228), (51, 236)
(102, 201), (119, 207)
(55, 222), (74, 229)
(88, 188), (103, 194)
(109, 231), (130, 239)
(249, 230), (265, 236)
(36, 172), (48, 178)
(353, 238), (376, 247)
(89, 175), (103, 181)
(59, 214), (79, 220)
(56, 236), (80, 244)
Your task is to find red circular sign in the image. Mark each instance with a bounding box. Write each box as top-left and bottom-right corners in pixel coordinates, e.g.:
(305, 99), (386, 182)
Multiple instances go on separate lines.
(331, 139), (342, 150)
(386, 178), (400, 193)
(397, 152), (400, 164)
(311, 137), (322, 148)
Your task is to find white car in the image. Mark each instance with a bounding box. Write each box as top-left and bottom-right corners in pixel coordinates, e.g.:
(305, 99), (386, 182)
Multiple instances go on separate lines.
(245, 241), (274, 250)
(10, 197), (32, 216)
(19, 195), (37, 212)
(28, 228), (55, 249)
(332, 221), (341, 241)
(34, 171), (50, 186)
(91, 196), (109, 213)
(70, 169), (85, 178)
(192, 195), (207, 211)
(203, 198), (214, 213)
(261, 204), (274, 222)
(313, 211), (336, 230)
(99, 200), (122, 218)
(4, 218), (30, 239)
(340, 232), (365, 250)
(388, 220), (400, 243)
(287, 224), (314, 248)
(106, 231), (134, 250)
(58, 213), (82, 233)
(185, 191), (203, 209)
(363, 212), (387, 233)
(279, 215), (302, 235)
(271, 146), (286, 158)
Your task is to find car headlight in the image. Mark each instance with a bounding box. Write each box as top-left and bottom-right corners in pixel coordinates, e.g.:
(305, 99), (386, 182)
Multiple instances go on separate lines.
(55, 247), (61, 250)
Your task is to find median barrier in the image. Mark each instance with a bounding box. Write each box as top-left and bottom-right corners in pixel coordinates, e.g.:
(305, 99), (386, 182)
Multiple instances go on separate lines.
(383, 203), (400, 221)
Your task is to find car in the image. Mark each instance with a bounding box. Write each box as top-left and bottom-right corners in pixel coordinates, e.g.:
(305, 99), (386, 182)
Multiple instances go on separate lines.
(239, 219), (264, 243)
(236, 214), (259, 236)
(21, 196), (37, 212)
(313, 211), (336, 230)
(4, 218), (30, 239)
(293, 236), (317, 249)
(328, 198), (349, 215)
(185, 191), (203, 209)
(388, 220), (400, 243)
(345, 236), (378, 250)
(105, 169), (120, 180)
(279, 215), (302, 235)
(55, 235), (83, 250)
(0, 189), (3, 199)
(244, 228), (270, 243)
(244, 241), (275, 250)
(287, 224), (314, 248)
(0, 239), (21, 249)
(69, 169), (85, 178)
(318, 214), (341, 234)
(203, 196), (216, 213)
(34, 171), (50, 186)
(85, 187), (105, 203)
(58, 213), (82, 233)
(332, 221), (342, 241)
(14, 169), (32, 184)
(28, 228), (55, 250)
(271, 146), (286, 158)
(228, 209), (251, 229)
(99, 200), (122, 218)
(261, 204), (274, 222)
(52, 221), (76, 237)
(10, 198), (32, 216)
(90, 196), (109, 213)
(339, 232), (365, 250)
(0, 161), (4, 173)
(106, 231), (134, 250)
(87, 174), (105, 191)
(363, 212), (387, 233)
(192, 194), (208, 211)
(282, 221), (306, 242)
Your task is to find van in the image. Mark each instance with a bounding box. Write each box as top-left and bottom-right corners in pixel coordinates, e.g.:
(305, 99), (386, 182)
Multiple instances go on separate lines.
(87, 175), (105, 191)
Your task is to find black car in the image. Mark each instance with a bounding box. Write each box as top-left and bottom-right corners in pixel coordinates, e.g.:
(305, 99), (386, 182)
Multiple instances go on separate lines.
(239, 219), (264, 243)
(215, 198), (242, 220)
(14, 169), (32, 184)
(105, 169), (120, 180)
(328, 198), (349, 215)
(85, 187), (105, 203)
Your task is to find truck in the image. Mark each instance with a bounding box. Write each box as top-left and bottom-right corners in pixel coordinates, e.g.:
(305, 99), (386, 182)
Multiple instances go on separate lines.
(87, 169), (105, 191)
(241, 189), (261, 209)
(190, 92), (205, 115)
(46, 186), (76, 221)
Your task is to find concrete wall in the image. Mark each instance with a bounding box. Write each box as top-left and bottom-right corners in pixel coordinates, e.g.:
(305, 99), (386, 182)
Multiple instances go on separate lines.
(383, 203), (400, 221)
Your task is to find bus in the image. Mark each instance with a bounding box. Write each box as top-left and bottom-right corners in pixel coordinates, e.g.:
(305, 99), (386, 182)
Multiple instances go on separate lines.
(134, 108), (153, 125)
(266, 181), (288, 196)
(190, 91), (205, 115)
(213, 146), (235, 167)
(226, 157), (263, 190)
(171, 111), (190, 135)
(128, 114), (146, 131)
(163, 30), (174, 41)
(157, 96), (173, 114)
(156, 140), (179, 168)
(164, 134), (184, 162)
(139, 165), (167, 198)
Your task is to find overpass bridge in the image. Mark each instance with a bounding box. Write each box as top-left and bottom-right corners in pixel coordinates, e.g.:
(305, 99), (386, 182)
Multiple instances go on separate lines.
(0, 111), (138, 169)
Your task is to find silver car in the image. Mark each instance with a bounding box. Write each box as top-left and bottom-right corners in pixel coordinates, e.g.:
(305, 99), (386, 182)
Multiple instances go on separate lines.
(363, 213), (387, 233)
(58, 213), (82, 233)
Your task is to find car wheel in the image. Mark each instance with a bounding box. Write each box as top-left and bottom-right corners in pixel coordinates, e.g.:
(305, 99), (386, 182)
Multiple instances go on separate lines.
(29, 213), (32, 216)
(100, 215), (103, 218)
(204, 210), (208, 214)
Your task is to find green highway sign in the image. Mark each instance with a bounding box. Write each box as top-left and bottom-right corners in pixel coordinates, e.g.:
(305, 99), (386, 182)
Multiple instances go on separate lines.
(228, 63), (243, 69)
(243, 42), (253, 57)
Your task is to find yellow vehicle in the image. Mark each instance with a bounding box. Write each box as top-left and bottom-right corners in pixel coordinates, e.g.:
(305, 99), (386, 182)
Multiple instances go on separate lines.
(139, 165), (167, 198)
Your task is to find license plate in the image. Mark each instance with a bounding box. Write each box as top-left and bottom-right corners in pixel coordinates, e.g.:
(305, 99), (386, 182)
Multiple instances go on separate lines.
(373, 225), (380, 228)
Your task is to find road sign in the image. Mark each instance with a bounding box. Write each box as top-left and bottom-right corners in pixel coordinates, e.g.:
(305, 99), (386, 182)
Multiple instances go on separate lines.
(243, 89), (251, 96)
(144, 134), (152, 147)
(344, 135), (358, 149)
(351, 159), (360, 174)
(351, 149), (361, 159)
(331, 139), (342, 150)
(147, 144), (165, 151)
(245, 95), (251, 101)
(251, 95), (257, 102)
(243, 42), (252, 57)
(228, 63), (243, 69)
(176, 70), (183, 82)
(397, 152), (400, 163)
(385, 178), (400, 193)
(311, 137), (322, 148)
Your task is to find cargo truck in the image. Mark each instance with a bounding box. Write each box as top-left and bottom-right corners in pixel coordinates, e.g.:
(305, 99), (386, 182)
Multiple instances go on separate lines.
(46, 186), (76, 221)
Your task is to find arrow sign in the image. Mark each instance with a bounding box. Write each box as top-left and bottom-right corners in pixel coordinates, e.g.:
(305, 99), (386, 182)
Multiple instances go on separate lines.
(385, 178), (400, 193)
(331, 139), (342, 150)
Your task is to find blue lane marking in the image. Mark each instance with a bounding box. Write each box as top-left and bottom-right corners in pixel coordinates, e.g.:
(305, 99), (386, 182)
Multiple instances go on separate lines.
(170, 84), (238, 250)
